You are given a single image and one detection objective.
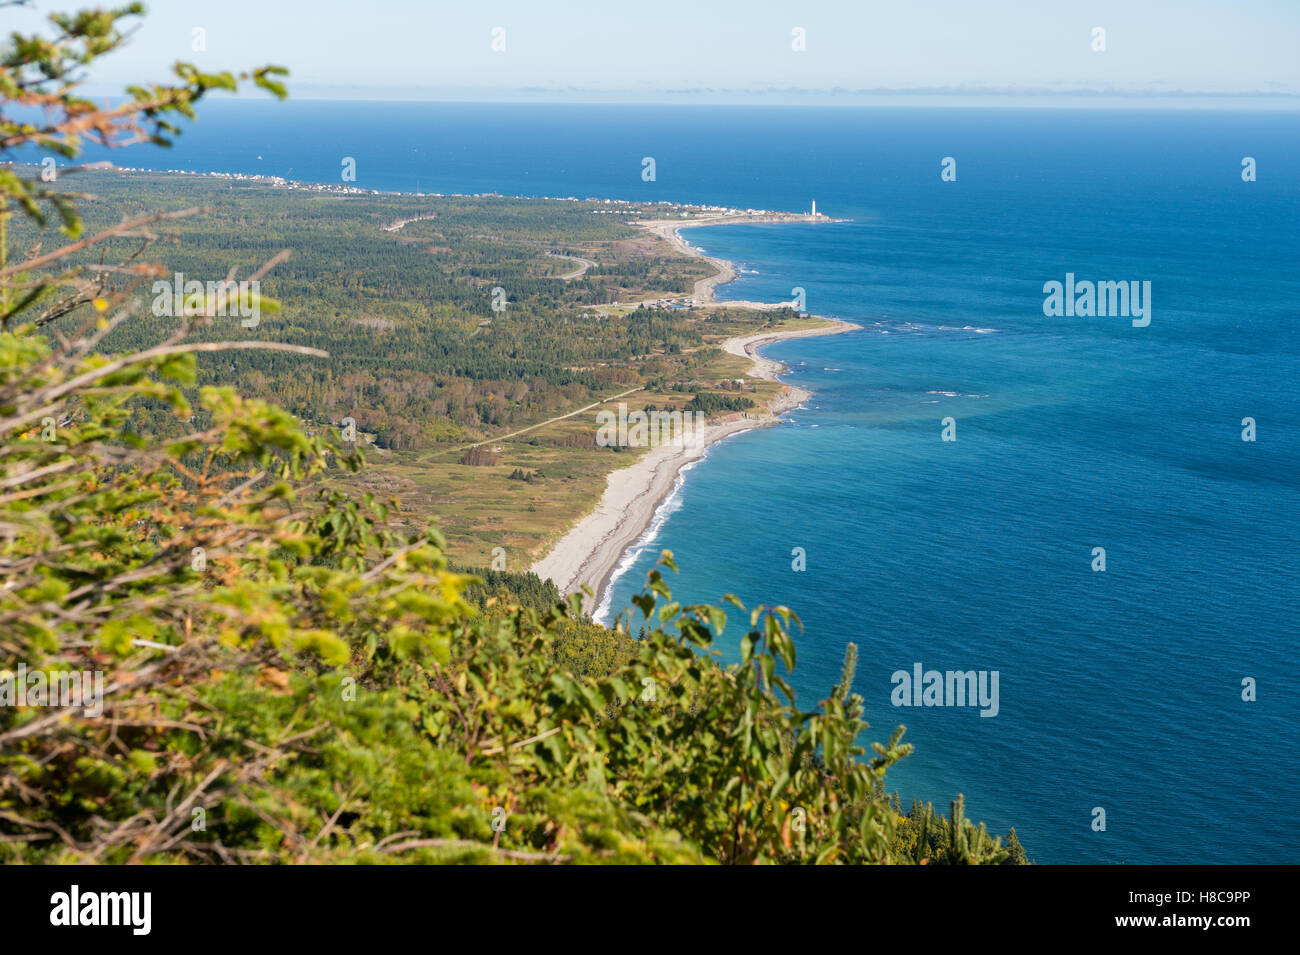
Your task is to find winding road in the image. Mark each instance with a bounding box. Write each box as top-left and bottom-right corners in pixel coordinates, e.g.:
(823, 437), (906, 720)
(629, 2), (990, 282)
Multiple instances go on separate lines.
(546, 252), (596, 280)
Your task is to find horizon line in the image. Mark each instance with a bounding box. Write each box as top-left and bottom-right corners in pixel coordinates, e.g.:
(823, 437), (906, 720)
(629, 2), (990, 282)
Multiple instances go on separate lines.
(80, 85), (1300, 111)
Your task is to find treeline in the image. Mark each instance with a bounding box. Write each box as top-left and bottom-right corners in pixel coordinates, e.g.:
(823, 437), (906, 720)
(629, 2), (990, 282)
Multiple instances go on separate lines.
(685, 392), (756, 414)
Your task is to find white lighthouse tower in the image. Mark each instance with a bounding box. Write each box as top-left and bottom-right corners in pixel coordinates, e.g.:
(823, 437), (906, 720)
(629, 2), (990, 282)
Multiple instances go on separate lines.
(811, 199), (817, 217)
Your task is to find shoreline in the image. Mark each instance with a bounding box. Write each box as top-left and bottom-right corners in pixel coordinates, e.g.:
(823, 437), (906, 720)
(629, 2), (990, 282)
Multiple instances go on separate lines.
(529, 320), (856, 619)
(530, 214), (856, 616)
(635, 213), (844, 304)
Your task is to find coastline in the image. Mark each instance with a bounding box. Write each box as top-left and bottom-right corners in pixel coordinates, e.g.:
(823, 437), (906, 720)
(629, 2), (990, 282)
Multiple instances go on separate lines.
(91, 165), (854, 612)
(531, 216), (856, 617)
(636, 213), (843, 305)
(529, 321), (856, 619)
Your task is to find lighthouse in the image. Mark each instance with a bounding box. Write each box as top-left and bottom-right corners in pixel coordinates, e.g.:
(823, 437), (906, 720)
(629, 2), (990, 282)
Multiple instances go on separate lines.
(811, 199), (817, 217)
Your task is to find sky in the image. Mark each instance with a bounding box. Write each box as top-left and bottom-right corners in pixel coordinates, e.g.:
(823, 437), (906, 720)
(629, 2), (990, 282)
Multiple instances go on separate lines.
(12, 0), (1300, 105)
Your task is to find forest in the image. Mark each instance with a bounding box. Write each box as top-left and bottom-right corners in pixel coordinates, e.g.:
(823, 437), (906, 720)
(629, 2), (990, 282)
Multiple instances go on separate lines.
(22, 170), (730, 450)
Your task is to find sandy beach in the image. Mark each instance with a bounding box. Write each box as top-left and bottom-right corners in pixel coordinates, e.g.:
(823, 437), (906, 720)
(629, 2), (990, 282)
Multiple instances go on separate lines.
(635, 212), (835, 304)
(530, 213), (856, 615)
(529, 320), (855, 615)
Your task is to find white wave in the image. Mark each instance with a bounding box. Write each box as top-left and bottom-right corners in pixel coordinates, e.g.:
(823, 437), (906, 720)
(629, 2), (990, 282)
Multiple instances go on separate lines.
(936, 324), (1000, 334)
(594, 434), (752, 625)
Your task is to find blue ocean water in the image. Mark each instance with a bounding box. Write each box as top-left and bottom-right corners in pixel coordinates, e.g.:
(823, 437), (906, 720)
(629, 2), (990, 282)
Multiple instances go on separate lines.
(79, 102), (1300, 863)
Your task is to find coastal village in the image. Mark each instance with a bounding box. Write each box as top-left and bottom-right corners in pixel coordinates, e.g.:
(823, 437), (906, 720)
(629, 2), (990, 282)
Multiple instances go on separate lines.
(100, 162), (830, 224)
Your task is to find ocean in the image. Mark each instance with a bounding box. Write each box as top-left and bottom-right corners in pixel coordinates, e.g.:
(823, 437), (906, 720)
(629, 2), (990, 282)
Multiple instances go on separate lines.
(72, 101), (1300, 863)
